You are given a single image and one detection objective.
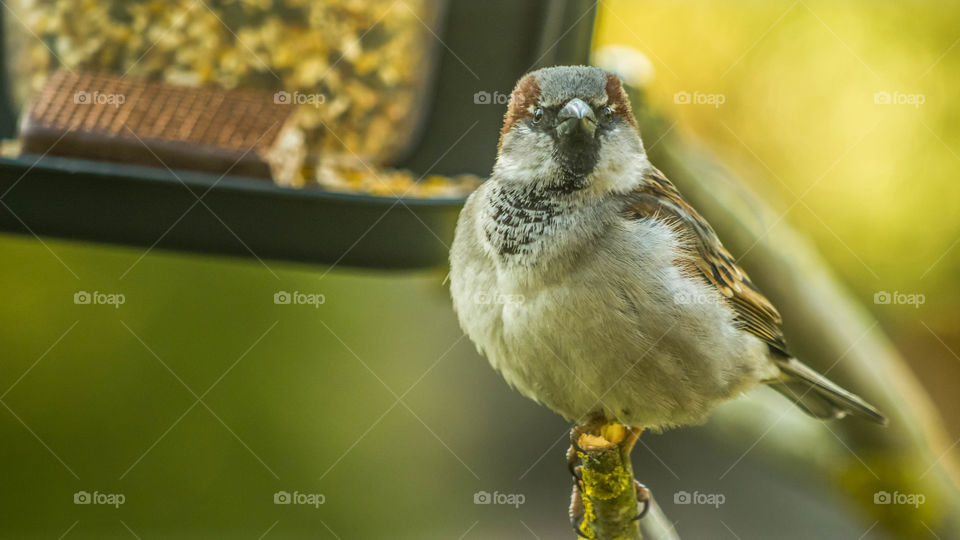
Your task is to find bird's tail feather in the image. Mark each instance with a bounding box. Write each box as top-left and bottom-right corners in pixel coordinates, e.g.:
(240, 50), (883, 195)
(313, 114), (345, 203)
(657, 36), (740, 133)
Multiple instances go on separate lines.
(768, 357), (887, 425)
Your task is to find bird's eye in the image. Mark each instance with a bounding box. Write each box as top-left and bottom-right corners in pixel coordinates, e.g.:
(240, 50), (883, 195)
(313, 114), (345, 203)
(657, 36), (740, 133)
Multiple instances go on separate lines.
(603, 106), (613, 120)
(533, 108), (544, 123)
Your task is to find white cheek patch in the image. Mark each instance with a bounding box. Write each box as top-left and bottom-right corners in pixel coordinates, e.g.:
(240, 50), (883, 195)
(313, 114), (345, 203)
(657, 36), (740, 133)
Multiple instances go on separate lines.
(495, 127), (558, 182)
(496, 122), (650, 197)
(585, 127), (650, 195)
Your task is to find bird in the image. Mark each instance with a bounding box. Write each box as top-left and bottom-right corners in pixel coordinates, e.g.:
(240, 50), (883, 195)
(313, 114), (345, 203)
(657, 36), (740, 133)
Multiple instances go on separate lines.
(448, 65), (886, 434)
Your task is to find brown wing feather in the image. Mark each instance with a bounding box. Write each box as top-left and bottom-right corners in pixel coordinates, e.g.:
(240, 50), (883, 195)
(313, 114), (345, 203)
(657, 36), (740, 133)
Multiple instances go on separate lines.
(625, 167), (790, 355)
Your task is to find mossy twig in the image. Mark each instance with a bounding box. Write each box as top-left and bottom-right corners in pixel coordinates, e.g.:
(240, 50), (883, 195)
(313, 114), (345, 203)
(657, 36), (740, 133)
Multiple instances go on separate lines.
(571, 424), (642, 540)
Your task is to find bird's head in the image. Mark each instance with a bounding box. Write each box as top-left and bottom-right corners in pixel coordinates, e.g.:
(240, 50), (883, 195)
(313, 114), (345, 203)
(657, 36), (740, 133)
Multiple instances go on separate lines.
(494, 65), (647, 195)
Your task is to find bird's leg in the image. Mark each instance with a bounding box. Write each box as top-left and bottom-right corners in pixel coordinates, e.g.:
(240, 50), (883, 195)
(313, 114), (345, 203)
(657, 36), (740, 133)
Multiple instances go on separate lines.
(567, 440), (582, 481)
(623, 426), (643, 454)
(632, 479), (652, 521)
(568, 424), (587, 537)
(622, 426), (652, 521)
(569, 481), (588, 538)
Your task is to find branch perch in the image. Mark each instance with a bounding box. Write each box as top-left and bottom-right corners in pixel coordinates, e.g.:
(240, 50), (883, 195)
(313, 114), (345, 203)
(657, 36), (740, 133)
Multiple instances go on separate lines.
(569, 424), (679, 540)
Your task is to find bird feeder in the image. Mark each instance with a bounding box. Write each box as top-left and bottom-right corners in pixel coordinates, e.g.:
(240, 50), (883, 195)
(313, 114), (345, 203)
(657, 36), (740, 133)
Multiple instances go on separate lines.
(0, 0), (596, 268)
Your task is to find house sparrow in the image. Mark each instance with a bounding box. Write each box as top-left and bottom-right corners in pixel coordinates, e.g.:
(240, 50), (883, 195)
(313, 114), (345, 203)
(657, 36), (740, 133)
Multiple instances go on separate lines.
(449, 66), (886, 432)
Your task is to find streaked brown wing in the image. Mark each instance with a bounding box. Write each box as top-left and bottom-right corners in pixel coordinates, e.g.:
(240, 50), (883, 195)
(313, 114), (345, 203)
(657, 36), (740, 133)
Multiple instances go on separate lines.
(624, 167), (789, 355)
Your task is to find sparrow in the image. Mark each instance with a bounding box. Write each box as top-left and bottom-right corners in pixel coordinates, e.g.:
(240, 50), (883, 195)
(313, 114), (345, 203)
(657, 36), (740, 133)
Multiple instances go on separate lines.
(449, 66), (886, 432)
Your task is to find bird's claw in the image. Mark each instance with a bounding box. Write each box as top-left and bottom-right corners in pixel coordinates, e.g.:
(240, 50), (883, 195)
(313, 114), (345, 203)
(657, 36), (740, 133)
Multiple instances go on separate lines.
(567, 442), (582, 481)
(569, 481), (591, 538)
(632, 480), (652, 521)
(568, 440), (588, 537)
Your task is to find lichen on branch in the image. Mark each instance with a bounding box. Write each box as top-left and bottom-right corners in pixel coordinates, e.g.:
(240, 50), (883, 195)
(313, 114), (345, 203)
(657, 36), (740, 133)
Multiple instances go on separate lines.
(571, 424), (643, 540)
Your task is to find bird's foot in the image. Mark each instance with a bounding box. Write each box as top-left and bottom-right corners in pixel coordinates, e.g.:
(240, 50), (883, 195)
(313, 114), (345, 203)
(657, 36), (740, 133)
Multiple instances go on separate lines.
(567, 432), (587, 537)
(567, 441), (582, 481)
(569, 481), (590, 538)
(632, 479), (652, 521)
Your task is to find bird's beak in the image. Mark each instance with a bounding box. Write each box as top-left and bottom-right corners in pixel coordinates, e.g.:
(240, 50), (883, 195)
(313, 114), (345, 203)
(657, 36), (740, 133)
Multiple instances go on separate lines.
(556, 98), (597, 139)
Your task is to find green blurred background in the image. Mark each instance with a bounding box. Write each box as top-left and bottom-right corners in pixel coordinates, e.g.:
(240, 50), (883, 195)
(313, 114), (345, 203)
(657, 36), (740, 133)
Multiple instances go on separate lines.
(594, 0), (960, 440)
(2, 1), (959, 538)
